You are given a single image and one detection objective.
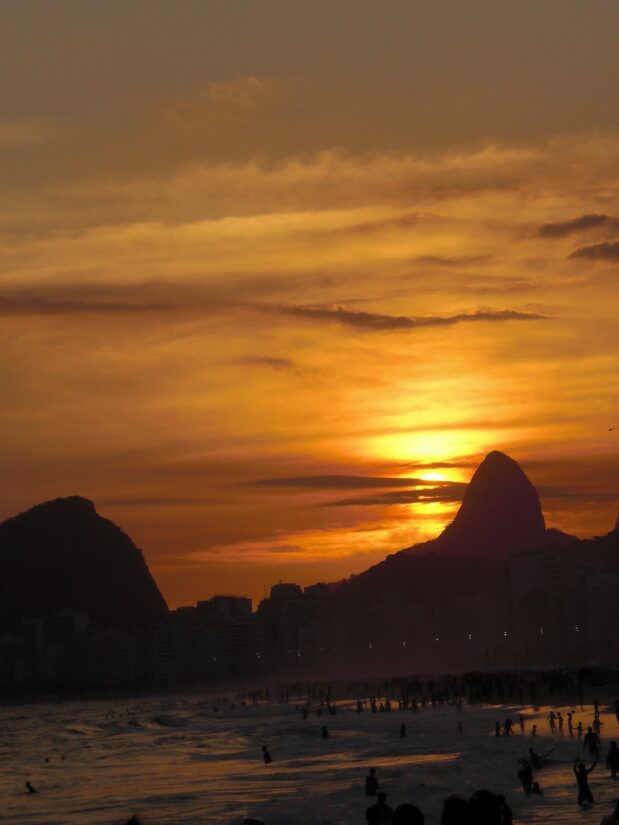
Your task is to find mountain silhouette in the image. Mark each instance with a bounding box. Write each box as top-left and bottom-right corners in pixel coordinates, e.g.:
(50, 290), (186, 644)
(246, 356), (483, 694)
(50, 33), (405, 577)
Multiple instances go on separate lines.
(425, 450), (547, 558)
(333, 451), (574, 607)
(0, 496), (168, 631)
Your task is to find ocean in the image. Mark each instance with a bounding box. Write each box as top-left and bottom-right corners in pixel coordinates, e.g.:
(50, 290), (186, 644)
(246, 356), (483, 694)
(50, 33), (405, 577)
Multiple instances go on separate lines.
(1, 693), (616, 824)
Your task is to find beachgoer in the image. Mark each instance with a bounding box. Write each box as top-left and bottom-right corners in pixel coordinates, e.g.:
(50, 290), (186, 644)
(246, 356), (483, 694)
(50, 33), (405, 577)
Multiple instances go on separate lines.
(366, 790), (393, 824)
(606, 741), (619, 779)
(600, 801), (619, 825)
(392, 803), (424, 825)
(365, 767), (380, 796)
(574, 756), (597, 806)
(584, 726), (601, 757)
(262, 745), (273, 764)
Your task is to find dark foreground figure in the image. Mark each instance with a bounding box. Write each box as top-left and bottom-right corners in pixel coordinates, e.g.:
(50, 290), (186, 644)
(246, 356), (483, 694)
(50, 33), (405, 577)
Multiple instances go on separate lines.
(366, 790), (393, 824)
(574, 756), (597, 806)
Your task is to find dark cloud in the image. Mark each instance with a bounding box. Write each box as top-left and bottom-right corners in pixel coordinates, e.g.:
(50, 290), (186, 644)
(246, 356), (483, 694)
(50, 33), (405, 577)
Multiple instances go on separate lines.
(0, 296), (171, 315)
(324, 482), (467, 507)
(98, 497), (201, 507)
(568, 241), (619, 261)
(408, 254), (492, 267)
(266, 304), (546, 331)
(538, 213), (619, 238)
(224, 355), (296, 371)
(251, 475), (425, 489)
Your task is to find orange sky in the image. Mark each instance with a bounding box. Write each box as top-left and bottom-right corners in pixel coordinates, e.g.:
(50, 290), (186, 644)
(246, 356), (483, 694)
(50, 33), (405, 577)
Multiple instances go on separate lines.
(1, 1), (619, 608)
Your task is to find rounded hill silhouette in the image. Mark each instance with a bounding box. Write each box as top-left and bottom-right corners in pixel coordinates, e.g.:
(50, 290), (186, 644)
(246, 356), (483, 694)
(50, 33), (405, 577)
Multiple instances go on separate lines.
(0, 496), (168, 631)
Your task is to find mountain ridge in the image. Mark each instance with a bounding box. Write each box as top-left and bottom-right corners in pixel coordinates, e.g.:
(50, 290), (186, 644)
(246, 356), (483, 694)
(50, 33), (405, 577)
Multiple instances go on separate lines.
(0, 496), (168, 631)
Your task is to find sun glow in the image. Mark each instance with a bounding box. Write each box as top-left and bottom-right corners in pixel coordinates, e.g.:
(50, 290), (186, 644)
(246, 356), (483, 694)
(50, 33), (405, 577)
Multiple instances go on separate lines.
(418, 471), (446, 482)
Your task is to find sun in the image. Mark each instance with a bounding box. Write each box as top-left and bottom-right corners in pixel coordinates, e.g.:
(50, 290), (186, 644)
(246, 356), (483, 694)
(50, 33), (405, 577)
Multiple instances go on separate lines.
(418, 471), (446, 482)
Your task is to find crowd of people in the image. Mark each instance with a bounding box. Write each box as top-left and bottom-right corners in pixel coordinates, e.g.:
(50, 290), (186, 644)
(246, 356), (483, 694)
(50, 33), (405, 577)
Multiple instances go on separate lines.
(23, 669), (619, 824)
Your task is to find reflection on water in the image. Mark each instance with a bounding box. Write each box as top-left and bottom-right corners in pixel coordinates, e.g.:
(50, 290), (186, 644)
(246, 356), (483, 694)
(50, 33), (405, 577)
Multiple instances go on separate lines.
(1, 697), (616, 825)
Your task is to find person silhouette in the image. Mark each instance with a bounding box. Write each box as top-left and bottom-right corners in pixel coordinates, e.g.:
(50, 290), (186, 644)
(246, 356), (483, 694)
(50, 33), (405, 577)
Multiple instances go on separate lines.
(583, 726), (601, 757)
(606, 740), (619, 778)
(497, 794), (513, 825)
(532, 781), (543, 796)
(25, 781), (37, 795)
(400, 723), (407, 738)
(600, 801), (619, 825)
(321, 725), (329, 739)
(529, 748), (541, 769)
(261, 745), (272, 764)
(366, 790), (393, 824)
(392, 802), (424, 824)
(365, 767), (380, 796)
(574, 756), (597, 806)
(517, 761), (533, 795)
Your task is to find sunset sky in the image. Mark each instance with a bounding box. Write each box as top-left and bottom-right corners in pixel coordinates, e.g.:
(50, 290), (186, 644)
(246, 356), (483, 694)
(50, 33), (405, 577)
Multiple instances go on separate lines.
(2, 1), (619, 608)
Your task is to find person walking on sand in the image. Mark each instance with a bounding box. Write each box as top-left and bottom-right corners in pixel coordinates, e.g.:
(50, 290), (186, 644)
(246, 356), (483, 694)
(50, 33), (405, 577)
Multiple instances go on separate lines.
(548, 711), (557, 734)
(574, 756), (597, 807)
(25, 781), (37, 795)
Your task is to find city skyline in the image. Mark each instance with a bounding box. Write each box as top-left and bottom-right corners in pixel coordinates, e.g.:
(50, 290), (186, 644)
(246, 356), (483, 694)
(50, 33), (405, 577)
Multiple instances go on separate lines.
(2, 1), (619, 608)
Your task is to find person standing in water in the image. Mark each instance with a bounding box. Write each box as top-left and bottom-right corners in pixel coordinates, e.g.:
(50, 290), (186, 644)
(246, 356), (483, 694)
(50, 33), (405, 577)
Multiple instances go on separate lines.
(583, 726), (601, 757)
(365, 768), (380, 796)
(261, 745), (273, 764)
(606, 741), (619, 779)
(574, 756), (597, 807)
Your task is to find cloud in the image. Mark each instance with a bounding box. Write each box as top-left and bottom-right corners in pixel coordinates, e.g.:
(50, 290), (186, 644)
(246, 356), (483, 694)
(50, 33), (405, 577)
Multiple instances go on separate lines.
(224, 355), (296, 371)
(0, 296), (172, 315)
(408, 254), (492, 267)
(538, 213), (619, 238)
(251, 475), (427, 489)
(0, 118), (60, 150)
(264, 304), (547, 331)
(568, 242), (619, 261)
(325, 482), (467, 507)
